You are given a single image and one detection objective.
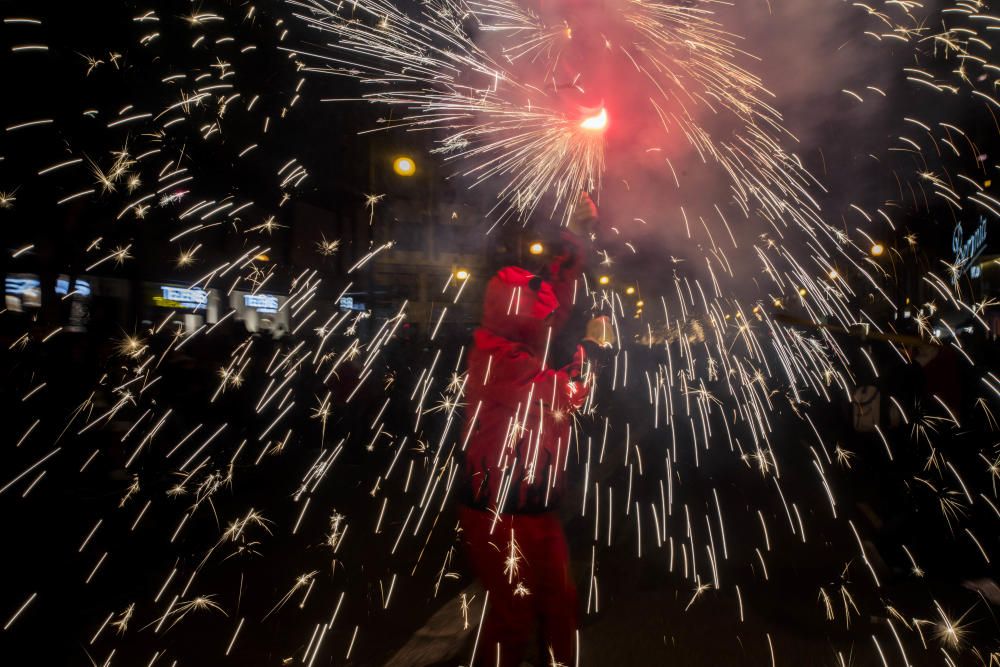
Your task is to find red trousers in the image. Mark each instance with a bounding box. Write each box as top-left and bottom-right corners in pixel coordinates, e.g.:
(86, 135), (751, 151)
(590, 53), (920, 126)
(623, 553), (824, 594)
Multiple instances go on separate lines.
(459, 506), (577, 667)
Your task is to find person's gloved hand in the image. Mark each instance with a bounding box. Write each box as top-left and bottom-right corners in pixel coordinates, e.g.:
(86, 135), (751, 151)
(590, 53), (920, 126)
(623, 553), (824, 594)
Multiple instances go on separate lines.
(566, 191), (598, 239)
(584, 315), (615, 348)
(565, 356), (590, 409)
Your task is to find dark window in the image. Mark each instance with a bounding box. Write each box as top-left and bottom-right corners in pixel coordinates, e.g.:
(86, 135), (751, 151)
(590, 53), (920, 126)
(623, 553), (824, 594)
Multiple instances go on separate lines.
(376, 272), (420, 301)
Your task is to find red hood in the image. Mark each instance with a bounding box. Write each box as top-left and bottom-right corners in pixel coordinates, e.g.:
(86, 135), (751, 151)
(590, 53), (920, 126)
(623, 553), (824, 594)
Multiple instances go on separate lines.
(479, 266), (559, 353)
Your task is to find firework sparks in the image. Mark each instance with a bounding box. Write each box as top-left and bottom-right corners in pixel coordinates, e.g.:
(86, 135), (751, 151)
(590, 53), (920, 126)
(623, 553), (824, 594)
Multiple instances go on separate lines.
(1, 1), (999, 665)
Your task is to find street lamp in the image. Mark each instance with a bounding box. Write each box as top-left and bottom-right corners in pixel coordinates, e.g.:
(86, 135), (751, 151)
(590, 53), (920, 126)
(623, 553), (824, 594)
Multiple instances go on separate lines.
(529, 241), (544, 255)
(454, 269), (470, 281)
(393, 156), (416, 177)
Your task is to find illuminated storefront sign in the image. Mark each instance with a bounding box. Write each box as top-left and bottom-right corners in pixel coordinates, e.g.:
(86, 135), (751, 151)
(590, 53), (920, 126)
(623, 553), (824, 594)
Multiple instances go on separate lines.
(153, 285), (208, 310)
(5, 276), (91, 301)
(5, 276), (41, 310)
(229, 290), (286, 334)
(56, 278), (91, 296)
(952, 215), (988, 283)
(243, 293), (279, 313)
(339, 296), (366, 311)
(5, 277), (39, 296)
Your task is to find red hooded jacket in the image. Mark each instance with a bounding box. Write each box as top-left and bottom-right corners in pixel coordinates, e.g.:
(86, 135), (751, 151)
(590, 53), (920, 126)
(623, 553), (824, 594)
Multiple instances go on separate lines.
(461, 233), (588, 514)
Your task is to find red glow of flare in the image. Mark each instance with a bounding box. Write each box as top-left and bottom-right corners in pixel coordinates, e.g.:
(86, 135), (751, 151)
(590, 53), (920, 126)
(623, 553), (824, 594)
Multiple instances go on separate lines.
(579, 107), (608, 131)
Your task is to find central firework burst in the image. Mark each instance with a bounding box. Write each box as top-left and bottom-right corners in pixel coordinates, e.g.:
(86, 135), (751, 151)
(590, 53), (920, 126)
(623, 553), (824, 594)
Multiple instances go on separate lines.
(288, 0), (817, 231)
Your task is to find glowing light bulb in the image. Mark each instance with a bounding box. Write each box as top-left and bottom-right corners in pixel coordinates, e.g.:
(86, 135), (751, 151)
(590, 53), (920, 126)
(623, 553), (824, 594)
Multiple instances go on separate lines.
(393, 156), (416, 176)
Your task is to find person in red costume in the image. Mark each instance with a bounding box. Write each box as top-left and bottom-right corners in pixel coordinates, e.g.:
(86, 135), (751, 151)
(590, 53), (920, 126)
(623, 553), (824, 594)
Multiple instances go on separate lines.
(459, 192), (609, 667)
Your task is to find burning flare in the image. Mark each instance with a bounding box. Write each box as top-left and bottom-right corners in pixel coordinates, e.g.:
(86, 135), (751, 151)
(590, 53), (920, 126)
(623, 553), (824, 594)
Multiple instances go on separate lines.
(579, 107), (608, 131)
